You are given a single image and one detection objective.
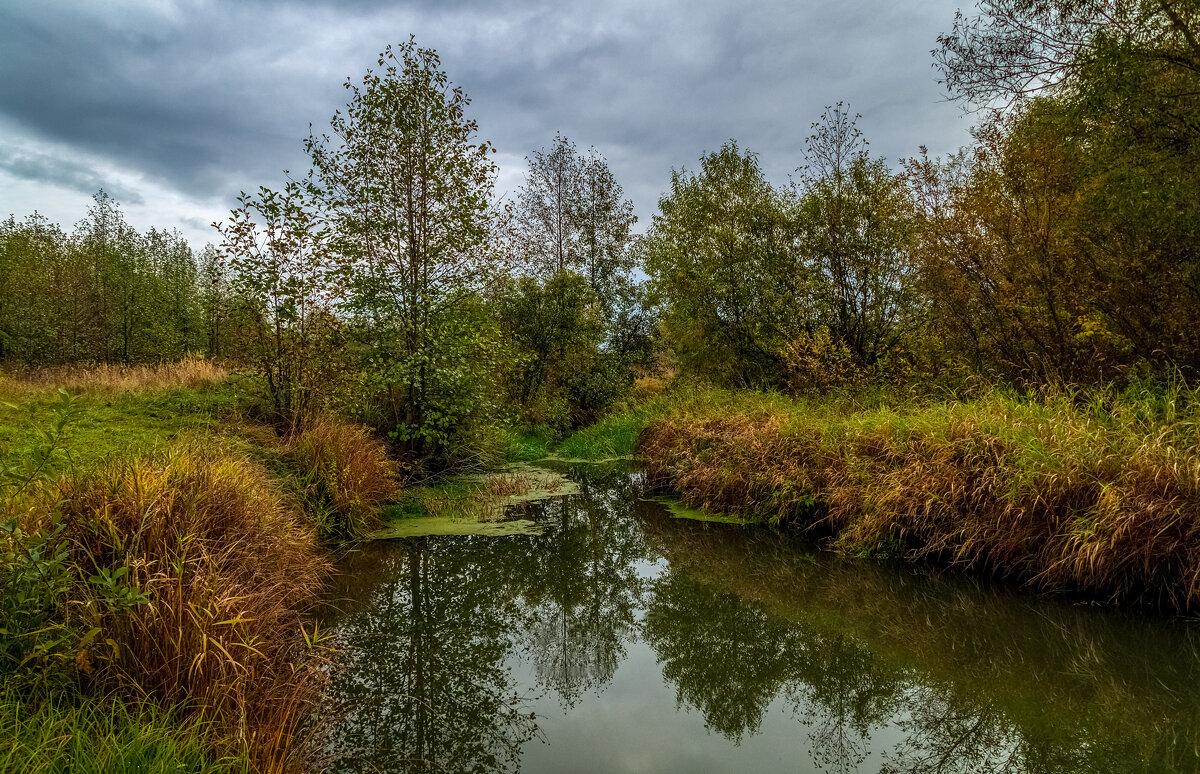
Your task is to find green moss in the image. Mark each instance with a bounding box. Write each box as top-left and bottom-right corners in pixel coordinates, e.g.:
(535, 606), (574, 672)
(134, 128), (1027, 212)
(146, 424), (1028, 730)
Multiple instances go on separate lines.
(643, 495), (764, 525)
(376, 465), (578, 539)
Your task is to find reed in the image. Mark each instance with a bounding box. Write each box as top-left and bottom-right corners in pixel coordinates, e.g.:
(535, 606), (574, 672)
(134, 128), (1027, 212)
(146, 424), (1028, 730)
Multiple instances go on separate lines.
(54, 447), (330, 772)
(637, 385), (1200, 609)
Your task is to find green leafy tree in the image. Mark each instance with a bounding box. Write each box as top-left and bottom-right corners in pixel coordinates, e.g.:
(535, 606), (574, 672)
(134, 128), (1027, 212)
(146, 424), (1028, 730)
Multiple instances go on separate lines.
(502, 135), (643, 429)
(1, 193), (207, 365)
(641, 142), (805, 388)
(792, 105), (919, 378)
(218, 183), (340, 430)
(305, 38), (502, 464)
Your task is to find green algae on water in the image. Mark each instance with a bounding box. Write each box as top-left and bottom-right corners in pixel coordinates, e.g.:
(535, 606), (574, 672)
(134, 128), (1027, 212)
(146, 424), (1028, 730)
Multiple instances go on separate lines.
(373, 464), (578, 539)
(371, 516), (544, 539)
(643, 495), (764, 525)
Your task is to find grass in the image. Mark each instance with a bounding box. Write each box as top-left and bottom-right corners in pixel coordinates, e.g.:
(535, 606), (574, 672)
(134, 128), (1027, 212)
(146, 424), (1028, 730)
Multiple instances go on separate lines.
(0, 381), (245, 475)
(373, 465), (577, 538)
(287, 418), (398, 541)
(53, 446), (330, 772)
(0, 360), (408, 773)
(628, 383), (1200, 610)
(500, 427), (551, 462)
(555, 406), (653, 460)
(0, 693), (247, 774)
(0, 356), (227, 398)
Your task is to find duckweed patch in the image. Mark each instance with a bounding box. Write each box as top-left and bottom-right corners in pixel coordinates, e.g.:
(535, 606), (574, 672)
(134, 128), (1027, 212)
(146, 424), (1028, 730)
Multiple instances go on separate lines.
(371, 516), (545, 539)
(375, 465), (578, 539)
(643, 495), (764, 525)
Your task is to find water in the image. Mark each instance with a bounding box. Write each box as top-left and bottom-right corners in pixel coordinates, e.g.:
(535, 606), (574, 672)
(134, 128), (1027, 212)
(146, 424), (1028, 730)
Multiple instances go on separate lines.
(318, 463), (1200, 773)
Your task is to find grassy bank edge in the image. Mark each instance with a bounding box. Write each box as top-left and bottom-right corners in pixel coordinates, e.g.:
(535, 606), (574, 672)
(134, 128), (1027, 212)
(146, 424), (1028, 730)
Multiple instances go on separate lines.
(1, 367), (401, 773)
(564, 384), (1200, 611)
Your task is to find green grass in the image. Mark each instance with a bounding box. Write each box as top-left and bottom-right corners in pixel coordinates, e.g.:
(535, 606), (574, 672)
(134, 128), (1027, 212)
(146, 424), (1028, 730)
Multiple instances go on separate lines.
(0, 381), (246, 476)
(0, 693), (247, 774)
(376, 465), (577, 539)
(556, 408), (651, 460)
(500, 427), (551, 462)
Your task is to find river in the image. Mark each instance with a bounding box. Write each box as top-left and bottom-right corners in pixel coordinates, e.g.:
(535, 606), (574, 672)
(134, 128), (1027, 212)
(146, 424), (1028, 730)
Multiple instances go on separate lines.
(317, 462), (1200, 773)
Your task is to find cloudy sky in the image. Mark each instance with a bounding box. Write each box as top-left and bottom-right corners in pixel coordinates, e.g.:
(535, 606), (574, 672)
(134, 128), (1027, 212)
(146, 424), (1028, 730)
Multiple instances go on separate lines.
(0, 0), (975, 247)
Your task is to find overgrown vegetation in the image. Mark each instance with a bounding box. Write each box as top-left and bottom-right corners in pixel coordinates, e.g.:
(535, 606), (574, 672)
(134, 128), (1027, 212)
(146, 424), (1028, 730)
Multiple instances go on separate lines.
(0, 694), (247, 774)
(0, 362), (402, 772)
(633, 384), (1200, 608)
(5, 1), (1200, 766)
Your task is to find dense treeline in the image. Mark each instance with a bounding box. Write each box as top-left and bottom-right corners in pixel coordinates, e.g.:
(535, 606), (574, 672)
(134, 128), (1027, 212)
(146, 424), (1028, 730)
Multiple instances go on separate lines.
(0, 193), (218, 365)
(647, 0), (1200, 390)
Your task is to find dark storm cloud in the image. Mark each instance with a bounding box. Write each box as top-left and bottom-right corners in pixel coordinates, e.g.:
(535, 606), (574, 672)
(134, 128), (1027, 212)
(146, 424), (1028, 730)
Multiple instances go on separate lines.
(0, 145), (145, 205)
(0, 0), (972, 230)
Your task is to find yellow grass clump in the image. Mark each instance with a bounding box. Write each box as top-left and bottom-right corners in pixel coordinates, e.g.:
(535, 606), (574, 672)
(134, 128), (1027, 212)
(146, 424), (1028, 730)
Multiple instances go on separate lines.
(638, 389), (1200, 610)
(287, 417), (399, 540)
(55, 447), (329, 773)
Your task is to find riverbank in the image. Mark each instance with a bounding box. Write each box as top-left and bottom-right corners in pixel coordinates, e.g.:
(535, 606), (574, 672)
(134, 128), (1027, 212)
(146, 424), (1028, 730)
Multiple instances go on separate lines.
(562, 385), (1200, 610)
(0, 362), (399, 773)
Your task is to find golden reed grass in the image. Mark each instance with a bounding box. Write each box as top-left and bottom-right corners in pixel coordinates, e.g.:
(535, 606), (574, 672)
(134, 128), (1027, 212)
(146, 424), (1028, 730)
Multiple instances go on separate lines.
(286, 418), (398, 540)
(638, 392), (1200, 610)
(55, 447), (329, 773)
(0, 356), (226, 397)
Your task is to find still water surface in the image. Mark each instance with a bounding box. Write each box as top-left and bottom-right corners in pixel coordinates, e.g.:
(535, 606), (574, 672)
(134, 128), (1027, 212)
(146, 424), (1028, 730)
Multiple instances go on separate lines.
(319, 463), (1200, 773)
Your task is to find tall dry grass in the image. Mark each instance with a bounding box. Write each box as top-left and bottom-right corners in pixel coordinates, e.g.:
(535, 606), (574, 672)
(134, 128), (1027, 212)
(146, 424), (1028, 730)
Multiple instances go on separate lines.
(0, 356), (226, 397)
(54, 447), (329, 773)
(286, 418), (398, 540)
(638, 387), (1200, 609)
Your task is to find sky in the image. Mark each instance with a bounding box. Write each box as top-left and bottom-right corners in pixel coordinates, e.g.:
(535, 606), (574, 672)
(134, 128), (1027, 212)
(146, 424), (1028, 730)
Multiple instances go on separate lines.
(0, 0), (976, 247)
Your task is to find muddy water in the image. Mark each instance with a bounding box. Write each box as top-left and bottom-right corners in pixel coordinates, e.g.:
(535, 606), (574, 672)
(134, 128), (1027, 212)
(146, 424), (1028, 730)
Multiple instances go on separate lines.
(318, 463), (1200, 773)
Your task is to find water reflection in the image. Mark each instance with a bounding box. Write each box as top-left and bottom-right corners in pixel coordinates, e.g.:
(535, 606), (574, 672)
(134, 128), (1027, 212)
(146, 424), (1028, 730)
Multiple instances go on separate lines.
(322, 539), (540, 773)
(515, 469), (646, 708)
(320, 463), (1200, 773)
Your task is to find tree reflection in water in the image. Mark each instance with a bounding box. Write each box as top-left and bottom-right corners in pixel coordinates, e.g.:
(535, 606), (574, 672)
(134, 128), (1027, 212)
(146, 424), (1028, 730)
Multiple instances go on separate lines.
(319, 463), (1200, 774)
(321, 537), (541, 774)
(512, 467), (647, 708)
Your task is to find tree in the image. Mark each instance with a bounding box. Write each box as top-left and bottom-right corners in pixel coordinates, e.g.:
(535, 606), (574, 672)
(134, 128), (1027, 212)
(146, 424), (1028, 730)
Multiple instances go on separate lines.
(641, 142), (804, 388)
(1, 192), (207, 365)
(935, 0), (1200, 111)
(197, 244), (228, 357)
(792, 105), (919, 376)
(218, 183), (338, 430)
(493, 271), (608, 431)
(512, 134), (637, 300)
(304, 38), (503, 463)
(502, 135), (642, 430)
(514, 133), (583, 276)
(927, 1), (1200, 380)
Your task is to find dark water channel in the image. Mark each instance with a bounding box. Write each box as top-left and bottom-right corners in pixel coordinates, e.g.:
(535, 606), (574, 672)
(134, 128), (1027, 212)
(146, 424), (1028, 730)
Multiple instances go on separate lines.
(319, 463), (1200, 773)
